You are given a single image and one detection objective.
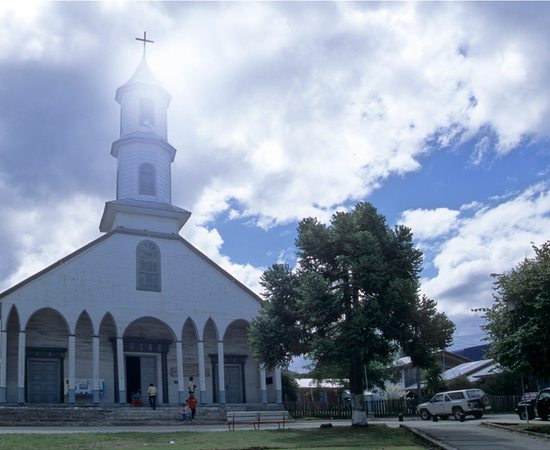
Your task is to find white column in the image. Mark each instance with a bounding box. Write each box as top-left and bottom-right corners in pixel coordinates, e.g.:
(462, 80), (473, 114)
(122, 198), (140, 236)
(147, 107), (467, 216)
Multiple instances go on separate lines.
(17, 331), (25, 404)
(67, 334), (76, 404)
(275, 366), (283, 404)
(0, 329), (7, 403)
(197, 340), (206, 404)
(92, 335), (100, 404)
(260, 367), (267, 404)
(116, 337), (126, 403)
(176, 340), (185, 404)
(217, 340), (225, 404)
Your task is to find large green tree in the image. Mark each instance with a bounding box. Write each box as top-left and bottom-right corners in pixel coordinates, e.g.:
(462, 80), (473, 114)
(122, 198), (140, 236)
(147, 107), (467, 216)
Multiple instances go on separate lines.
(483, 241), (550, 379)
(249, 202), (454, 425)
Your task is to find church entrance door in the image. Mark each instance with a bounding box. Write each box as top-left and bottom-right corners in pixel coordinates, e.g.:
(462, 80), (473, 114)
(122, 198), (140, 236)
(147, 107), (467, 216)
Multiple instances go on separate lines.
(225, 365), (242, 403)
(140, 356), (157, 397)
(27, 359), (60, 403)
(125, 355), (158, 403)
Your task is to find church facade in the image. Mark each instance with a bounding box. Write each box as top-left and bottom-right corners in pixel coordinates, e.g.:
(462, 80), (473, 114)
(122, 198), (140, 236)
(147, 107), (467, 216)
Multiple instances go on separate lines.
(0, 48), (281, 406)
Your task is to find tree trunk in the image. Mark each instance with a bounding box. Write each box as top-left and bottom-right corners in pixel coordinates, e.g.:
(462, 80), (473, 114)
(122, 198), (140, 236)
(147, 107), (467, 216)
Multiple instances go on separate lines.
(351, 393), (367, 426)
(416, 366), (422, 401)
(350, 353), (367, 426)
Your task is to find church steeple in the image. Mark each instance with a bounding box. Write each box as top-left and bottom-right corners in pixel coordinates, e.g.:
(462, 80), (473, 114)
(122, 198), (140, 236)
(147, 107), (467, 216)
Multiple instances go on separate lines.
(99, 34), (190, 234)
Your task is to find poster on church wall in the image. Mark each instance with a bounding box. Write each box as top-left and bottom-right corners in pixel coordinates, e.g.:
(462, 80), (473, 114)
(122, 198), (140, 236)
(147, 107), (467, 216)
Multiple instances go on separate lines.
(74, 379), (105, 396)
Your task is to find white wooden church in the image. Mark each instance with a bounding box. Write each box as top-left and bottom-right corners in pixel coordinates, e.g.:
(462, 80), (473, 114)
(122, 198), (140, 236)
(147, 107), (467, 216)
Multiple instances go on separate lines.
(0, 41), (282, 407)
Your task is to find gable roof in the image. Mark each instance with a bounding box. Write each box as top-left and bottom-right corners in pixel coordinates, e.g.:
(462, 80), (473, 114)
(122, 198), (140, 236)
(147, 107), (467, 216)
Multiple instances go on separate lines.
(0, 228), (262, 305)
(393, 350), (470, 369)
(0, 231), (113, 300)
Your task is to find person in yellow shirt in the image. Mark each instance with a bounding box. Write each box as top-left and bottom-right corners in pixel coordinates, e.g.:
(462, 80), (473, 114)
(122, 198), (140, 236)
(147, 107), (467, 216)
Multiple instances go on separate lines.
(188, 376), (196, 395)
(147, 383), (158, 410)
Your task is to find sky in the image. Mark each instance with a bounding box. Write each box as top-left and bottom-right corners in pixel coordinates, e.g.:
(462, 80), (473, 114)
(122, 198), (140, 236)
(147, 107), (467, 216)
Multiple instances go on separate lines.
(1, 2), (549, 358)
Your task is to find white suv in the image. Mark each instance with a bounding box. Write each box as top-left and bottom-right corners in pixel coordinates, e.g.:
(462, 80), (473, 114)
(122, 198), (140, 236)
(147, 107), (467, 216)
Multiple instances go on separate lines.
(417, 389), (491, 420)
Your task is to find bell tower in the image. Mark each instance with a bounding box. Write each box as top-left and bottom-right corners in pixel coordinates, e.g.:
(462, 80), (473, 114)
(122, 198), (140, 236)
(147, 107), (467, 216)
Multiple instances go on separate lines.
(100, 33), (190, 234)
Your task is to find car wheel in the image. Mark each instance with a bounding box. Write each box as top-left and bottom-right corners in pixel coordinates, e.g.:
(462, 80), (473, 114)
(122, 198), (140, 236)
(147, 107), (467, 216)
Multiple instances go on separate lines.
(453, 406), (464, 420)
(519, 410), (535, 421)
(472, 411), (483, 419)
(539, 414), (549, 421)
(419, 409), (431, 420)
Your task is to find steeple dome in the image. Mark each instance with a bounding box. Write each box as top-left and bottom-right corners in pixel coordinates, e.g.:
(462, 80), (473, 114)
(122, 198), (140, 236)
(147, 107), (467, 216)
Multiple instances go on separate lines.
(115, 54), (171, 140)
(100, 37), (190, 234)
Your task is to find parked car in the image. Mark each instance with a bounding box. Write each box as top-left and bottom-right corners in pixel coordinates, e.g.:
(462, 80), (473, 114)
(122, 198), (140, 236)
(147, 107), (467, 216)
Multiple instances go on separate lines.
(514, 387), (550, 421)
(417, 389), (491, 420)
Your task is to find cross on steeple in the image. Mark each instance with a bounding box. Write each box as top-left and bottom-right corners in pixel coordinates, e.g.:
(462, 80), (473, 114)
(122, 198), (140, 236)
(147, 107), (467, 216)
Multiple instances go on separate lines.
(136, 31), (154, 56)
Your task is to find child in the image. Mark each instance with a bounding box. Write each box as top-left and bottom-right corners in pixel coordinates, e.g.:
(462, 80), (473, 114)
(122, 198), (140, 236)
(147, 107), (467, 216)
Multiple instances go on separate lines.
(187, 393), (197, 420)
(131, 389), (142, 407)
(180, 402), (190, 422)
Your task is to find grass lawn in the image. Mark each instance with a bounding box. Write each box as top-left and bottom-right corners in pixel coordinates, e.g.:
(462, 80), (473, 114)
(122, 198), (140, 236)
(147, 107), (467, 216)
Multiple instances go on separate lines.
(0, 425), (426, 450)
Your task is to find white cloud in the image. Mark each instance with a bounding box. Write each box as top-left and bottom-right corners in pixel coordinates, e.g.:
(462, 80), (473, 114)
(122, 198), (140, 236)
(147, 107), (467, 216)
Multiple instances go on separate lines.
(155, 2), (550, 230)
(422, 183), (550, 315)
(3, 2), (550, 316)
(399, 208), (460, 240)
(0, 192), (103, 291)
(470, 136), (491, 166)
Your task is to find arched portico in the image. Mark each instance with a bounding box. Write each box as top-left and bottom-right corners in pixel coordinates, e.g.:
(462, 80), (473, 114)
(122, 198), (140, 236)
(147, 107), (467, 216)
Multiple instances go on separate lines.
(1, 306), (20, 403)
(117, 316), (175, 404)
(0, 305), (275, 407)
(181, 318), (199, 403)
(220, 319), (256, 404)
(98, 313), (117, 403)
(24, 307), (70, 404)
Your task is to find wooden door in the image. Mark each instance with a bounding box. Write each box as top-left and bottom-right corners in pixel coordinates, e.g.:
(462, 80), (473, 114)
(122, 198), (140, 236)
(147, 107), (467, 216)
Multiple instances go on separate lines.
(27, 359), (60, 403)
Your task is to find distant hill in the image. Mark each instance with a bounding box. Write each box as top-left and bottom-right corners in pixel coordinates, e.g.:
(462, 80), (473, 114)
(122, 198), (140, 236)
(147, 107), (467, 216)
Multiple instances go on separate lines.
(452, 344), (491, 361)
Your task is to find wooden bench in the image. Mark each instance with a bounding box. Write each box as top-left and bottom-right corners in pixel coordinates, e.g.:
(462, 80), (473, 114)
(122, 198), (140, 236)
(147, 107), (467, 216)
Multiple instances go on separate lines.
(226, 410), (292, 430)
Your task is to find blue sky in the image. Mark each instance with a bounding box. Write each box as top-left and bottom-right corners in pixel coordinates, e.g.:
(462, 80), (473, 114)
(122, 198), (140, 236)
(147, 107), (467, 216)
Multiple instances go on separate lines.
(1, 2), (550, 356)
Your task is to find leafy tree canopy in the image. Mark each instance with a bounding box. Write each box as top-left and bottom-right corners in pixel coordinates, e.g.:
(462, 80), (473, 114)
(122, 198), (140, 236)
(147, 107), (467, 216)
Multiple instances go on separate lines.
(483, 241), (550, 378)
(249, 203), (454, 424)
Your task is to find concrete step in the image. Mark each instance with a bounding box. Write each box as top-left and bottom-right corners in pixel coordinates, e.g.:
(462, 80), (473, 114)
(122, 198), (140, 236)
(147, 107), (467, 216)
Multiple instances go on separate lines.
(0, 404), (286, 427)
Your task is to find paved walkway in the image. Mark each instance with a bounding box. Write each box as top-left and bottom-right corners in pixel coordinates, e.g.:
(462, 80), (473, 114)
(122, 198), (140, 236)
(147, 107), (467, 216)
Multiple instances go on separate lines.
(405, 416), (550, 450)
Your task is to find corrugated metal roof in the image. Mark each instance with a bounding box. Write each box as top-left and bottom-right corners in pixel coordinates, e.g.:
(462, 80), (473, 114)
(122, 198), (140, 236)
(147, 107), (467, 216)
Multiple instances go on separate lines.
(296, 378), (344, 389)
(441, 359), (494, 380)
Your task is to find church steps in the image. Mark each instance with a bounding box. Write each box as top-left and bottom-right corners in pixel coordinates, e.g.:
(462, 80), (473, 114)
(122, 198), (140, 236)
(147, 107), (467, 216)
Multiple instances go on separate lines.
(0, 404), (286, 426)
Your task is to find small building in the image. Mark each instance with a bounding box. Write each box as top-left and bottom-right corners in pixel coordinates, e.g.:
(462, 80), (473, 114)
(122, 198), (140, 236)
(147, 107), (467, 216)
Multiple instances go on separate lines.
(393, 351), (471, 390)
(296, 378), (344, 404)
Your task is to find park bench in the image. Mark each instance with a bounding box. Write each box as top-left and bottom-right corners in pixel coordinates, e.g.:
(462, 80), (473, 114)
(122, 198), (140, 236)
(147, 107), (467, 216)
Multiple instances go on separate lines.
(226, 410), (292, 430)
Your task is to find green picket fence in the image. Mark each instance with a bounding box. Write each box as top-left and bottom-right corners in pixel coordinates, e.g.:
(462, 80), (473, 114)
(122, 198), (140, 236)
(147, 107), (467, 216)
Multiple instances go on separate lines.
(285, 402), (351, 419)
(285, 395), (520, 419)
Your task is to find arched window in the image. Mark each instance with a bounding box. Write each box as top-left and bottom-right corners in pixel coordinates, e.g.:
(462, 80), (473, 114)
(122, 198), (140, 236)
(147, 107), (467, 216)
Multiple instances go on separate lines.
(139, 163), (156, 196)
(136, 240), (161, 292)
